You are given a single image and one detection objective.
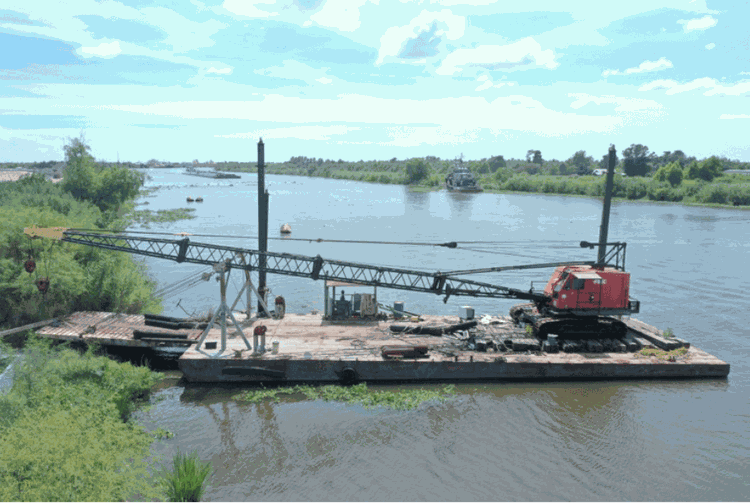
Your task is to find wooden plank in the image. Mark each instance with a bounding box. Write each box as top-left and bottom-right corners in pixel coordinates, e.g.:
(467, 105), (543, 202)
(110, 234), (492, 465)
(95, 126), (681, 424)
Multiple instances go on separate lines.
(0, 318), (58, 337)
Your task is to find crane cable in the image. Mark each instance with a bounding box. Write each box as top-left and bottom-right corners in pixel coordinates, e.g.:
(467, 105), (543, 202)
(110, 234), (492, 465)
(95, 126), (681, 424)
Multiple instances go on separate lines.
(65, 227), (586, 250)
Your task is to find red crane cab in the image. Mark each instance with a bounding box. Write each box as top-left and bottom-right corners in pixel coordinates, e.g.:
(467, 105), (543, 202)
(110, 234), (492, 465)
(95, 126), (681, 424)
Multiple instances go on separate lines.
(542, 265), (639, 316)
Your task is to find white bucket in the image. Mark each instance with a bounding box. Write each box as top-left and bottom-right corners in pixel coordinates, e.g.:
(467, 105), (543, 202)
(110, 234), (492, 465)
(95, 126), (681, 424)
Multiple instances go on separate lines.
(272, 341), (279, 354)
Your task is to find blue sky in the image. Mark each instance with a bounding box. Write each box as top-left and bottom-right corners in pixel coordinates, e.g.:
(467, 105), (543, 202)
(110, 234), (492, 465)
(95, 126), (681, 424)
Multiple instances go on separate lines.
(1, 0), (748, 163)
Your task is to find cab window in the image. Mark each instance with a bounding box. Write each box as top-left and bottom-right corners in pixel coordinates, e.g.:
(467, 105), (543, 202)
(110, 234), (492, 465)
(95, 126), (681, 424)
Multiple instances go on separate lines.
(572, 278), (586, 290)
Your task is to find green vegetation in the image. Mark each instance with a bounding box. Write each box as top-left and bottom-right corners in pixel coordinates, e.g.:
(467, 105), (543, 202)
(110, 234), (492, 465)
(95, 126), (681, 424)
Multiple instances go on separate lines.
(215, 147), (750, 208)
(235, 383), (457, 410)
(126, 207), (196, 227)
(0, 337), (164, 501)
(163, 451), (212, 502)
(1, 137), (162, 329)
(638, 347), (689, 361)
(662, 328), (675, 338)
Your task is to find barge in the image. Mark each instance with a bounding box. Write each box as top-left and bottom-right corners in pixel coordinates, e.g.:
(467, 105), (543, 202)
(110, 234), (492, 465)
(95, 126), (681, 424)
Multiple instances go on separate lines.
(34, 311), (729, 383)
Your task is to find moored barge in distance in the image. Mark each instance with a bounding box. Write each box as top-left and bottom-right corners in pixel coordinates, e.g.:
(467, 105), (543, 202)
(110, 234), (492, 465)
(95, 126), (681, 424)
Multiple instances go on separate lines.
(184, 166), (240, 179)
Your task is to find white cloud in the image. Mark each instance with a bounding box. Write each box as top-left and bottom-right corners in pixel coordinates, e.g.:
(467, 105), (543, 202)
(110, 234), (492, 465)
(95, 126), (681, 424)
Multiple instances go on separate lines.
(719, 114), (750, 119)
(217, 125), (358, 141)
(602, 57), (673, 77)
(105, 93), (619, 136)
(78, 40), (122, 58)
(639, 77), (750, 96)
(254, 60), (333, 85)
(475, 80), (492, 91)
(678, 15), (717, 32)
(705, 42), (716, 50)
(316, 77), (332, 84)
(568, 93), (662, 113)
(436, 37), (558, 75)
(221, 0), (277, 18)
(376, 9), (465, 65)
(309, 0), (375, 32)
(206, 67), (233, 74)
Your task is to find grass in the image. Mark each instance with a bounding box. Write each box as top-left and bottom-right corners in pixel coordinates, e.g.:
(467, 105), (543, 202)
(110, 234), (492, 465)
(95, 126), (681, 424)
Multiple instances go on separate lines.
(662, 328), (674, 338)
(163, 450), (212, 503)
(235, 383), (457, 410)
(637, 347), (689, 361)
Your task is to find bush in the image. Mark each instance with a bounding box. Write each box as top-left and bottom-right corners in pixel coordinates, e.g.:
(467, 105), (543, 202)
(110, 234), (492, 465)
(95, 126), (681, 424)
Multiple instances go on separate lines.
(654, 162), (684, 187)
(0, 338), (162, 501)
(727, 184), (750, 206)
(696, 184), (729, 204)
(405, 158), (430, 184)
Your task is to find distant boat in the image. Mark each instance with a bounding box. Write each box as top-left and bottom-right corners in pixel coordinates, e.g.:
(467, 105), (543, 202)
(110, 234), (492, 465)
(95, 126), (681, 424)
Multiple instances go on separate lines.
(280, 223), (291, 234)
(184, 166), (240, 179)
(445, 165), (482, 192)
(187, 196), (194, 202)
(196, 196), (203, 202)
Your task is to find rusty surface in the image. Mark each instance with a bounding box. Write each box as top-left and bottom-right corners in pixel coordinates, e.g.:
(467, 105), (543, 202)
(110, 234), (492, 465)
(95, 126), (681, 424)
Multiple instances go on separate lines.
(35, 311), (730, 381)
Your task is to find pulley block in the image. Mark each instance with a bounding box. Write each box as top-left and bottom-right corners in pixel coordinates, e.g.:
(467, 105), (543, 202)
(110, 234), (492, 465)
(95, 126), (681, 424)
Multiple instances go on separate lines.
(35, 277), (50, 293)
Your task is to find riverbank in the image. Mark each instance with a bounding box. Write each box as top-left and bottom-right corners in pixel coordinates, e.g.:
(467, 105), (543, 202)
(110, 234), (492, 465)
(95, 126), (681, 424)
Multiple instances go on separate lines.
(224, 163), (750, 209)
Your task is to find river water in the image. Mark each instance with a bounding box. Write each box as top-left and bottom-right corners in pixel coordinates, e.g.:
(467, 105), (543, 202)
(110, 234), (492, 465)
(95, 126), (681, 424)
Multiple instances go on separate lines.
(131, 169), (750, 501)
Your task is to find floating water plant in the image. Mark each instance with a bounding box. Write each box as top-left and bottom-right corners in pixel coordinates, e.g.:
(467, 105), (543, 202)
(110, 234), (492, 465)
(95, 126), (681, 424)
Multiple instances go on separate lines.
(235, 383), (457, 411)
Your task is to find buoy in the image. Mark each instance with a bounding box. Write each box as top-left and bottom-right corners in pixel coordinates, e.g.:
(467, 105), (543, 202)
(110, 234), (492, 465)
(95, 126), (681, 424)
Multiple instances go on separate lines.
(280, 223), (292, 234)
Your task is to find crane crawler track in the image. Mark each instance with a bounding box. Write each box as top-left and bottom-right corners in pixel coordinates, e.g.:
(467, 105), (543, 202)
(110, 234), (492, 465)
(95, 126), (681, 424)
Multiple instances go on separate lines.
(510, 304), (627, 340)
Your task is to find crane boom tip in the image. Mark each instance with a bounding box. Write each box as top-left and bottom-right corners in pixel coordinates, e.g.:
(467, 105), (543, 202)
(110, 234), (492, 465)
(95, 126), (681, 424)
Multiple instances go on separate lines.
(24, 226), (67, 240)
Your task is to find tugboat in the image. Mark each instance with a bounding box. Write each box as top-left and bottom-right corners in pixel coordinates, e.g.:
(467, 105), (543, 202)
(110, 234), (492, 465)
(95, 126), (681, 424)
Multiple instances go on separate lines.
(445, 165), (482, 192)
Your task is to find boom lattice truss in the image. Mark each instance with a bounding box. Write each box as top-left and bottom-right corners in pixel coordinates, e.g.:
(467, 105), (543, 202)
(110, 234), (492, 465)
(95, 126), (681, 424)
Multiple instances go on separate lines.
(58, 230), (544, 302)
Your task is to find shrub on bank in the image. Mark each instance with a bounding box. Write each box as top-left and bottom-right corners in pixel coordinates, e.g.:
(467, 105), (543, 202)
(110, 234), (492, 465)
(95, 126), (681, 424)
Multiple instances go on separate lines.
(0, 338), (162, 501)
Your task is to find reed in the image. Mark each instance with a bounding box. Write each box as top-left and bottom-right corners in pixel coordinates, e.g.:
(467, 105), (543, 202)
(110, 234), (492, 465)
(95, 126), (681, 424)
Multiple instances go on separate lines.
(164, 450), (213, 502)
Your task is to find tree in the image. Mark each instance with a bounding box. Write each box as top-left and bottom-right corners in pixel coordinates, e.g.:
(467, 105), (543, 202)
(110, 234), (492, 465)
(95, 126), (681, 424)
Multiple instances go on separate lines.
(654, 162), (684, 187)
(622, 143), (653, 177)
(61, 134), (144, 213)
(406, 158), (430, 184)
(598, 151), (619, 170)
(685, 156), (723, 182)
(488, 155), (506, 172)
(569, 150), (593, 175)
(526, 150), (543, 164)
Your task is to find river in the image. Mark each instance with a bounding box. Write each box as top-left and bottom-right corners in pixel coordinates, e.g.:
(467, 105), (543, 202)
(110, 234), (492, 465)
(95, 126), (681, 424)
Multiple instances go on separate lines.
(131, 169), (750, 501)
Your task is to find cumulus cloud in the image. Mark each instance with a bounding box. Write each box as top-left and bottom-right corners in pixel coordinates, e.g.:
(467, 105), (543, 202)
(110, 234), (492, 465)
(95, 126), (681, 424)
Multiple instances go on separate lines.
(639, 77), (750, 96)
(222, 0), (277, 18)
(678, 15), (718, 32)
(436, 37), (558, 75)
(602, 57), (673, 77)
(316, 77), (332, 84)
(78, 40), (122, 58)
(376, 9), (465, 65)
(705, 43), (716, 50)
(309, 0), (373, 32)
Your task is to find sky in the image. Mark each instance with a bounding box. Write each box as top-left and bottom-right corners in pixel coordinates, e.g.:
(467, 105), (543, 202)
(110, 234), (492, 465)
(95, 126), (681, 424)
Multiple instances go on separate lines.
(1, 0), (748, 163)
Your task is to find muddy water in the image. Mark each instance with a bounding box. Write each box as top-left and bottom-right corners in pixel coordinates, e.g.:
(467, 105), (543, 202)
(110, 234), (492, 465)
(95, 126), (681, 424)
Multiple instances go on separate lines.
(132, 170), (750, 501)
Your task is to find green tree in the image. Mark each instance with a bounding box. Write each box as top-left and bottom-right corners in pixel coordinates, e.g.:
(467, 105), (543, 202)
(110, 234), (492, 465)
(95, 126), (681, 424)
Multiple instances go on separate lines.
(654, 161), (684, 187)
(61, 134), (144, 213)
(622, 143), (653, 177)
(488, 155), (506, 172)
(569, 150), (593, 175)
(685, 156), (723, 182)
(405, 158), (430, 184)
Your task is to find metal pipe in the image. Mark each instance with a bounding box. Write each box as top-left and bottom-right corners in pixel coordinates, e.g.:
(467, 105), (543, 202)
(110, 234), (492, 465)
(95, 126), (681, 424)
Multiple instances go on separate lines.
(598, 145), (617, 266)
